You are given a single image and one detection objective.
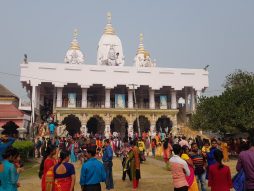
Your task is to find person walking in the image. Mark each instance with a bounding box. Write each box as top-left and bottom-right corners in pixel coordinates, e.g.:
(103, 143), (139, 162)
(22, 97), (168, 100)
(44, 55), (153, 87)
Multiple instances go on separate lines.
(181, 146), (199, 191)
(236, 137), (254, 191)
(102, 139), (114, 190)
(53, 150), (75, 191)
(208, 149), (232, 191)
(80, 145), (106, 191)
(128, 140), (141, 189)
(169, 144), (190, 191)
(190, 143), (207, 191)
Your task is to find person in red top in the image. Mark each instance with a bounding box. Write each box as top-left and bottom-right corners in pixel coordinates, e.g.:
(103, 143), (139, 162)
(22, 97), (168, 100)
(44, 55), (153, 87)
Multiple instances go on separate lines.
(208, 149), (232, 191)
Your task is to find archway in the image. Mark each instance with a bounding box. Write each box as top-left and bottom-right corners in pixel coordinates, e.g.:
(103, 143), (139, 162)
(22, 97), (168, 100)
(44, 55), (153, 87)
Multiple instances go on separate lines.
(110, 115), (128, 140)
(87, 115), (105, 135)
(2, 121), (19, 137)
(156, 115), (173, 133)
(62, 114), (81, 136)
(133, 115), (150, 133)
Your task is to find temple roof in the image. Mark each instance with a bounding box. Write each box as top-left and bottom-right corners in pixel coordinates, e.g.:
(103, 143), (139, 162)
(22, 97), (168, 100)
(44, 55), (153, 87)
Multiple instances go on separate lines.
(0, 104), (24, 118)
(0, 84), (18, 99)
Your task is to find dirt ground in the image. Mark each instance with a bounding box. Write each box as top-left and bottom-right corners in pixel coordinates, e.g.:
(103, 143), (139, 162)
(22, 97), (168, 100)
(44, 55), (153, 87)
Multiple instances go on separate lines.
(19, 157), (237, 191)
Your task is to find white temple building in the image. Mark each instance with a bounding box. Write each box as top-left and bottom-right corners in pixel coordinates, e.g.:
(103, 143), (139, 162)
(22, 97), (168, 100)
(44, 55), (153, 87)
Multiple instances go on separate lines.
(20, 12), (208, 139)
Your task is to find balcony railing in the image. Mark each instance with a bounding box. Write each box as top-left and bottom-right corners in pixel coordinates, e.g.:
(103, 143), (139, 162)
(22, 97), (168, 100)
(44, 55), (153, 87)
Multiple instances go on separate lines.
(59, 100), (172, 109)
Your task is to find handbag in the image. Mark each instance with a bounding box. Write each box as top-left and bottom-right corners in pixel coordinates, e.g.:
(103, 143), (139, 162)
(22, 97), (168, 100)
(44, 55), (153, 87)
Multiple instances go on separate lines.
(232, 169), (245, 191)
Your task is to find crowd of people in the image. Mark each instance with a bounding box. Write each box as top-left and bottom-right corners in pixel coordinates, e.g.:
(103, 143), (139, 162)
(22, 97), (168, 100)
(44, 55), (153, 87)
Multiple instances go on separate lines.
(0, 127), (254, 191)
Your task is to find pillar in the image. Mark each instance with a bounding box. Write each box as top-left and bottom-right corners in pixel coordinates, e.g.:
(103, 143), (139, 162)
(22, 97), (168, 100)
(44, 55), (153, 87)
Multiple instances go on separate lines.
(105, 89), (111, 108)
(128, 89), (134, 109)
(81, 88), (87, 108)
(196, 90), (202, 103)
(191, 88), (196, 111)
(105, 124), (110, 138)
(81, 124), (87, 136)
(31, 85), (36, 123)
(150, 124), (156, 138)
(171, 90), (177, 109)
(128, 124), (134, 138)
(56, 87), (63, 107)
(149, 89), (155, 109)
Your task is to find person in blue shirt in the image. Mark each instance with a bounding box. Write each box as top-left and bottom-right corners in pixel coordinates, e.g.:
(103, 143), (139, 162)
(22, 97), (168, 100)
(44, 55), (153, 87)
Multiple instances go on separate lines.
(206, 139), (219, 179)
(102, 139), (114, 190)
(0, 135), (15, 161)
(48, 122), (55, 138)
(0, 148), (22, 191)
(80, 145), (106, 191)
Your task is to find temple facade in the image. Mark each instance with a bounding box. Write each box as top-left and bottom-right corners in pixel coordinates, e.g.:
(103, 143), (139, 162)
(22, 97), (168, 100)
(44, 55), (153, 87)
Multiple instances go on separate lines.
(20, 13), (208, 138)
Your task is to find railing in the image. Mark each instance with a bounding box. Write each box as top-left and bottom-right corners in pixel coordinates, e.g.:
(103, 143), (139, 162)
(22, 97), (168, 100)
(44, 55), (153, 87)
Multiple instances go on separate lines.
(59, 100), (172, 110)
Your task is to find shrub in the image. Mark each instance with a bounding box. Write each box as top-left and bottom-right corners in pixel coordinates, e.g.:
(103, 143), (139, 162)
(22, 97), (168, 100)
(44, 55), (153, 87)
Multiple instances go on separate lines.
(13, 140), (34, 160)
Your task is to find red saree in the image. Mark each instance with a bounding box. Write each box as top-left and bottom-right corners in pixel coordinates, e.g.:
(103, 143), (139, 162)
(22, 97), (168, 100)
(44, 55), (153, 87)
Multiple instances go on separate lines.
(42, 158), (57, 191)
(54, 177), (72, 191)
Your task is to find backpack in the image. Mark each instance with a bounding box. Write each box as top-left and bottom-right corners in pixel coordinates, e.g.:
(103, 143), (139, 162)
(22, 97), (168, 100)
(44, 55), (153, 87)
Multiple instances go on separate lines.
(232, 169), (245, 191)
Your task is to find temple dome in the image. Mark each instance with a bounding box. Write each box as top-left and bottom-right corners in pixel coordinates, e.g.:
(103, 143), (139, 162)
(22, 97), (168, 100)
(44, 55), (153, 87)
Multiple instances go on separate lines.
(64, 29), (85, 64)
(134, 33), (156, 67)
(97, 12), (125, 66)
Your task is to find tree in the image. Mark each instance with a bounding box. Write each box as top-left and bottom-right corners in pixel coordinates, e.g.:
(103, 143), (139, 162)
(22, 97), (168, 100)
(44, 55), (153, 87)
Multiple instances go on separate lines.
(191, 70), (254, 136)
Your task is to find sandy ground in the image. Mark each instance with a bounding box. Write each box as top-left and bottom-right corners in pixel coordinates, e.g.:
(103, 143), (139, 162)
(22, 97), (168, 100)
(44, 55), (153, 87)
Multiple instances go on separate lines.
(19, 157), (237, 191)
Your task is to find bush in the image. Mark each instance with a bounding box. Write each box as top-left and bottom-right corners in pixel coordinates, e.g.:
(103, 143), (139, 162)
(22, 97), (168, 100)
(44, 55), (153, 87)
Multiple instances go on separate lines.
(13, 140), (34, 161)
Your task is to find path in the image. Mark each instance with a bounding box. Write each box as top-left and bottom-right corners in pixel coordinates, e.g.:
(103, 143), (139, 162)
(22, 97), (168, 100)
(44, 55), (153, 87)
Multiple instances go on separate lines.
(19, 157), (172, 191)
(19, 157), (237, 191)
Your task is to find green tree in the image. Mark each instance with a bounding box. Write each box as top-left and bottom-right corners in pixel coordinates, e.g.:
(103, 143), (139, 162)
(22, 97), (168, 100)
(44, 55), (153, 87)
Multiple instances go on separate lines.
(191, 70), (254, 135)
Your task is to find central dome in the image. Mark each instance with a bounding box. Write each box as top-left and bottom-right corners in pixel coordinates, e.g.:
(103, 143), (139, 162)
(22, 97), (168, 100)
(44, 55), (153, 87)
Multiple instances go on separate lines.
(97, 12), (125, 66)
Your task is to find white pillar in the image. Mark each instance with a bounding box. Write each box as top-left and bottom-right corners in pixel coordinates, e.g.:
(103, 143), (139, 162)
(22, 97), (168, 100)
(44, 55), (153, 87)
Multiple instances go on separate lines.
(191, 88), (196, 111)
(150, 124), (156, 138)
(81, 88), (87, 108)
(105, 89), (111, 108)
(81, 124), (87, 136)
(171, 90), (177, 109)
(128, 89), (134, 109)
(184, 88), (189, 112)
(128, 124), (134, 138)
(36, 86), (40, 108)
(31, 85), (36, 123)
(149, 89), (155, 109)
(105, 124), (110, 138)
(56, 87), (63, 107)
(196, 90), (202, 103)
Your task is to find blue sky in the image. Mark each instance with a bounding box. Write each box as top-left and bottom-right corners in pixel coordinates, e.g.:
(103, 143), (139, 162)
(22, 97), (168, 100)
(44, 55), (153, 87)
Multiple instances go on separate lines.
(0, 0), (254, 100)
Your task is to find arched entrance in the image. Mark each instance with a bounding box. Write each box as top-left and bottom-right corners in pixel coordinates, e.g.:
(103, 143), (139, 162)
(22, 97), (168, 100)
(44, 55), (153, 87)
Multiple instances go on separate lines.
(110, 115), (128, 140)
(62, 114), (81, 136)
(2, 121), (19, 137)
(87, 115), (105, 135)
(156, 115), (173, 133)
(133, 115), (150, 134)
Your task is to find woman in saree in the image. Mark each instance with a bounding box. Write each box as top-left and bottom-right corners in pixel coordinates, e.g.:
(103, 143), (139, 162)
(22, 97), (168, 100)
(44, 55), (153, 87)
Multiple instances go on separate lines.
(163, 138), (173, 170)
(181, 145), (199, 191)
(39, 145), (57, 191)
(69, 140), (77, 163)
(54, 150), (75, 191)
(126, 140), (140, 189)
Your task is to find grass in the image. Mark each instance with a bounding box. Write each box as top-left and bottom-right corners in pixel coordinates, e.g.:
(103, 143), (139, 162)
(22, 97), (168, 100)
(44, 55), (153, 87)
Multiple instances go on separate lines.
(19, 159), (40, 179)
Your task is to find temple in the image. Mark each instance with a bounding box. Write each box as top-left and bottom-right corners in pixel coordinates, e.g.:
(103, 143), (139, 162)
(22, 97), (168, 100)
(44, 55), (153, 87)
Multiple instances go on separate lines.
(20, 12), (208, 139)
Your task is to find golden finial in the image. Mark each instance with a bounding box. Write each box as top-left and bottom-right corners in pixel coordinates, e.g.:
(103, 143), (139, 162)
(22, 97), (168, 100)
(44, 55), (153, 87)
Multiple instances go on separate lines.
(137, 33), (145, 54)
(107, 12), (112, 24)
(140, 33), (143, 44)
(73, 28), (78, 39)
(104, 12), (115, 35)
(70, 29), (80, 50)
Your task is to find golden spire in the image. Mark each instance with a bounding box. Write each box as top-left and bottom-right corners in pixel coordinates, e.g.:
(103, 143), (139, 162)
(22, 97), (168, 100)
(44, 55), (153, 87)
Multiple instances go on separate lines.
(137, 33), (145, 54)
(104, 12), (115, 35)
(70, 29), (80, 50)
